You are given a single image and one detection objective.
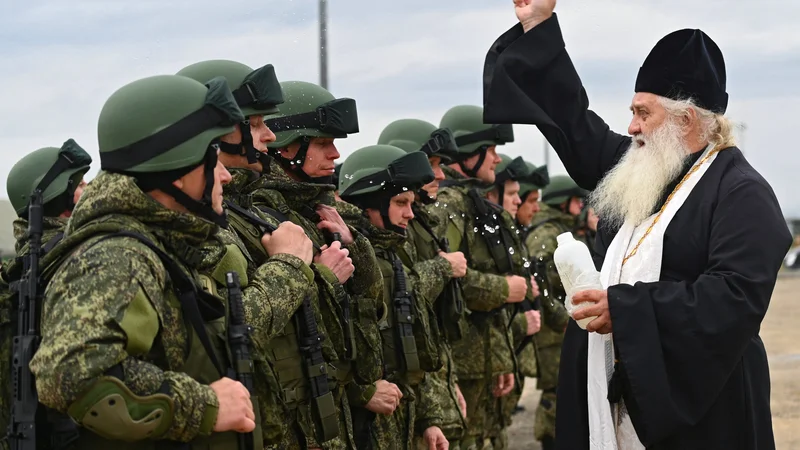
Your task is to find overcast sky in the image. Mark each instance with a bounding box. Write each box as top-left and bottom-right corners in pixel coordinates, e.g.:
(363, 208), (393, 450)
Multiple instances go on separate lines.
(1, 0), (797, 217)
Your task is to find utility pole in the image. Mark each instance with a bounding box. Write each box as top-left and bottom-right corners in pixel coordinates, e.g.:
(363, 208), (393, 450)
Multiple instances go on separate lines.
(319, 0), (329, 89)
(543, 136), (550, 168)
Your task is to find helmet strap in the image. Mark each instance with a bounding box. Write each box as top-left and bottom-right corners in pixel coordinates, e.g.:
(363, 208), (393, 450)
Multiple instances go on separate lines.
(378, 199), (405, 235)
(218, 120), (260, 164)
(270, 137), (334, 185)
(496, 184), (505, 207)
(458, 147), (488, 179)
(417, 188), (436, 205)
(139, 145), (228, 228)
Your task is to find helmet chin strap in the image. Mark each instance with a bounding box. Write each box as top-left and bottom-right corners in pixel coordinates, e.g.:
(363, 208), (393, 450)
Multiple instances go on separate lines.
(377, 197), (406, 235)
(218, 120), (261, 164)
(458, 147), (488, 179)
(158, 146), (228, 228)
(417, 188), (436, 205)
(269, 137), (334, 185)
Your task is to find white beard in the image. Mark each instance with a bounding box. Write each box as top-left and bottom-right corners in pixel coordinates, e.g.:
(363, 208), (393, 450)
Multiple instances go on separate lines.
(590, 119), (690, 229)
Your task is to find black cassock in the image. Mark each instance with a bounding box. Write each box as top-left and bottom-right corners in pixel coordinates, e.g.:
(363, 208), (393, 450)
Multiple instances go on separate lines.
(482, 14), (792, 450)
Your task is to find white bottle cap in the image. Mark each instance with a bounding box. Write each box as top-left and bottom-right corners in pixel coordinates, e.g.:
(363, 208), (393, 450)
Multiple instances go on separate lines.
(556, 232), (574, 246)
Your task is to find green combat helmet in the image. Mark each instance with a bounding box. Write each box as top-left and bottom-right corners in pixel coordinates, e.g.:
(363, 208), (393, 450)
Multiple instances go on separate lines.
(265, 81), (358, 183)
(339, 145), (434, 234)
(541, 175), (589, 208)
(177, 59), (284, 165)
(492, 153), (531, 200)
(439, 105), (514, 178)
(519, 161), (550, 202)
(98, 74), (244, 226)
(378, 118), (456, 203)
(377, 118), (456, 163)
(7, 140), (92, 218)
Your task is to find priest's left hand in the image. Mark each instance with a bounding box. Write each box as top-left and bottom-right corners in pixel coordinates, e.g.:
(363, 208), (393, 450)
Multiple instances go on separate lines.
(572, 289), (613, 334)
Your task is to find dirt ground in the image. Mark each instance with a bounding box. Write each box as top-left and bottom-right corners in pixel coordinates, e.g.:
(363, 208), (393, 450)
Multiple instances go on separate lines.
(506, 274), (800, 450)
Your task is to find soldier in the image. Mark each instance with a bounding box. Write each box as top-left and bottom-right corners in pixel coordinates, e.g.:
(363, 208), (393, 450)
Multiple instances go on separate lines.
(29, 74), (278, 447)
(427, 105), (528, 450)
(5, 142), (91, 254)
(515, 162), (549, 232)
(258, 81), (394, 449)
(574, 206), (599, 259)
(525, 175), (587, 450)
(176, 60), (325, 446)
(338, 144), (448, 450)
(377, 119), (470, 449)
(484, 155), (542, 449)
(0, 140), (92, 443)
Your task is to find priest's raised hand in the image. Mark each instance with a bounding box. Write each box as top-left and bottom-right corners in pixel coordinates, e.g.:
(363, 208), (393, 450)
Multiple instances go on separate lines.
(513, 0), (556, 32)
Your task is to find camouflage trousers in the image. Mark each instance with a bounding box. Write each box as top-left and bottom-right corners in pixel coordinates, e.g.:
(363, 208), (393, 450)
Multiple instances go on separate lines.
(534, 389), (557, 442)
(534, 344), (561, 442)
(457, 379), (510, 450)
(272, 384), (355, 450)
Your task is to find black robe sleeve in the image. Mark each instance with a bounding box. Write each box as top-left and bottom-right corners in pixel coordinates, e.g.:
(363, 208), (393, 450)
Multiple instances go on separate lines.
(482, 14), (630, 190)
(608, 173), (791, 446)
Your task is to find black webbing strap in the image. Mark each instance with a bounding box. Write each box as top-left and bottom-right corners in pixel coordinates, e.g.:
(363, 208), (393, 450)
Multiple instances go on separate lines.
(101, 107), (227, 171)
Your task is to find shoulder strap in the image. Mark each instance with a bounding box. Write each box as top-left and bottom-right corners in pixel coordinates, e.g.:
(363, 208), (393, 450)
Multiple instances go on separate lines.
(42, 232), (64, 255)
(93, 231), (226, 378)
(410, 207), (446, 253)
(438, 179), (461, 189)
(466, 189), (514, 273)
(256, 206), (292, 224)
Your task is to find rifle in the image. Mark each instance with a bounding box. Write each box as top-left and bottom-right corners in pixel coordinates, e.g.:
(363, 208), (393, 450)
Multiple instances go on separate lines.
(391, 257), (420, 373)
(409, 207), (464, 337)
(8, 190), (44, 450)
(326, 232), (355, 361)
(516, 260), (550, 375)
(226, 272), (259, 450)
(295, 294), (338, 443)
(224, 199), (322, 252)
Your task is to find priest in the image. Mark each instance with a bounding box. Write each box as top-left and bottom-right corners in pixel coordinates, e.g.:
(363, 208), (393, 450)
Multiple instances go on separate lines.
(482, 1), (793, 449)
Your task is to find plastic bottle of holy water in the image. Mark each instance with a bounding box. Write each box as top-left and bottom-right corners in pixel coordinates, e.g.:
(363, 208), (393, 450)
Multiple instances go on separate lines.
(553, 232), (601, 330)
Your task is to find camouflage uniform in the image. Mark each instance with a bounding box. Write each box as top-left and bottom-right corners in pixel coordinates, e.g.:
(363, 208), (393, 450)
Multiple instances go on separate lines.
(235, 159), (383, 450)
(427, 166), (518, 450)
(403, 206), (468, 449)
(0, 216), (68, 446)
(524, 203), (573, 443)
(496, 213), (539, 450)
(30, 172), (260, 446)
(346, 212), (444, 450)
(218, 167), (329, 446)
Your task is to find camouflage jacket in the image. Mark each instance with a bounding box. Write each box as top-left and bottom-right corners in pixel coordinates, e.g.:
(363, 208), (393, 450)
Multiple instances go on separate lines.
(525, 204), (573, 347)
(426, 167), (509, 312)
(0, 216), (69, 445)
(402, 204), (467, 439)
(28, 171), (241, 442)
(350, 213), (450, 436)
(426, 166), (516, 380)
(245, 162), (384, 404)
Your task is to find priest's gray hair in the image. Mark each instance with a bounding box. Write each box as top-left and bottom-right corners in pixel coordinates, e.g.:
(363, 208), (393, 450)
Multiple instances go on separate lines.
(658, 97), (737, 150)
